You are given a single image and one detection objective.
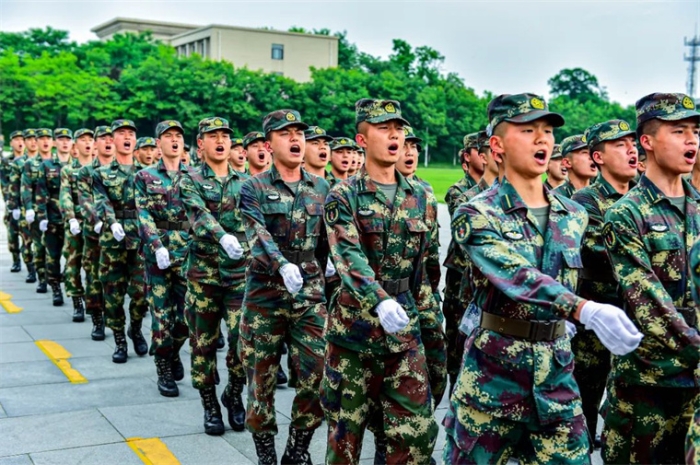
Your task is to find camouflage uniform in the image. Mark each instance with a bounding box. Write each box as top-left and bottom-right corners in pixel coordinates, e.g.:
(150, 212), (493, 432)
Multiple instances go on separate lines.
(1, 131), (22, 269)
(8, 130), (37, 276)
(321, 99), (438, 465)
(601, 94), (700, 465)
(444, 94), (590, 464)
(543, 144), (563, 191)
(554, 135), (588, 199)
(688, 239), (700, 464)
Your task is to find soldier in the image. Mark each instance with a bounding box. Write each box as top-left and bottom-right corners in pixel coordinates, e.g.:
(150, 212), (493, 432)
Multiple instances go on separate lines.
(303, 126), (333, 178)
(601, 93), (700, 464)
(238, 109), (329, 464)
(691, 146), (700, 193)
(135, 137), (157, 166)
(554, 134), (598, 198)
(327, 137), (354, 186)
(9, 129), (38, 283)
(135, 120), (191, 398)
(444, 93), (641, 463)
(2, 131), (24, 272)
(637, 141), (647, 178)
(180, 117), (251, 434)
(22, 128), (54, 293)
(345, 141), (360, 177)
(688, 239), (700, 464)
(357, 147), (365, 172)
(92, 119), (148, 363)
(544, 144), (566, 190)
(570, 119), (639, 451)
(77, 126), (114, 340)
(229, 137), (246, 173)
(60, 128), (94, 322)
(243, 131), (270, 176)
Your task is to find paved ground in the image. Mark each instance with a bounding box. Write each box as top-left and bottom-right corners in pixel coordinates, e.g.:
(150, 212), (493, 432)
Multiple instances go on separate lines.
(0, 202), (602, 464)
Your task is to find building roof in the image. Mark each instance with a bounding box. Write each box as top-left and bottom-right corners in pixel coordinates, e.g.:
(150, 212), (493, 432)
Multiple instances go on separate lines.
(169, 24), (340, 42)
(91, 17), (199, 38)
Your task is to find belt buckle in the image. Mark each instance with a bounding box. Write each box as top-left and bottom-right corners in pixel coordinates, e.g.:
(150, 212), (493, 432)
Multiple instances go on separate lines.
(383, 280), (397, 295)
(530, 320), (555, 342)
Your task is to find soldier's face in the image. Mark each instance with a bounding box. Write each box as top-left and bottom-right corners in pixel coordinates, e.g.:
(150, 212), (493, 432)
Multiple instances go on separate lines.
(181, 151), (190, 165)
(267, 126), (305, 169)
(496, 120), (554, 178)
(24, 137), (37, 153)
(96, 134), (114, 157)
(304, 138), (330, 170)
(139, 147), (157, 165)
(643, 119), (699, 175)
(75, 135), (94, 158)
(38, 136), (53, 154)
(357, 153), (365, 170)
(159, 128), (184, 160)
(546, 158), (566, 182)
(199, 130), (231, 164)
(56, 137), (73, 154)
(397, 141), (419, 177)
(593, 136), (638, 182)
(10, 137), (24, 155)
(229, 145), (246, 169)
(113, 128), (135, 156)
(356, 120), (405, 168)
(563, 148), (597, 179)
(483, 148), (499, 177)
(330, 148), (352, 174)
(246, 140), (269, 170)
(466, 147), (486, 177)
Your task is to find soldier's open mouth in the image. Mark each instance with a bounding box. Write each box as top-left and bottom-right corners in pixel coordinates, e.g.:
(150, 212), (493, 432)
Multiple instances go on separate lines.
(105, 145), (112, 151)
(684, 150), (697, 161)
(124, 142), (131, 149)
(290, 145), (301, 154)
(319, 152), (328, 161)
(534, 150), (546, 161)
(405, 159), (414, 166)
(628, 157), (638, 168)
(172, 144), (179, 151)
(590, 163), (597, 170)
(215, 145), (224, 153)
(388, 143), (399, 154)
(258, 152), (265, 161)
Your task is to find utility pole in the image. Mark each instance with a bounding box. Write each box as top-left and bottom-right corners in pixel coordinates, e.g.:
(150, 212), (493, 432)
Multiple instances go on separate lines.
(685, 34), (700, 98)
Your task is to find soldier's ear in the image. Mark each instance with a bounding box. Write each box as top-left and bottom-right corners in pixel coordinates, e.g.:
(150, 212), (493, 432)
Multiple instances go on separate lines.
(639, 134), (654, 154)
(264, 140), (273, 155)
(355, 133), (367, 149)
(197, 138), (204, 151)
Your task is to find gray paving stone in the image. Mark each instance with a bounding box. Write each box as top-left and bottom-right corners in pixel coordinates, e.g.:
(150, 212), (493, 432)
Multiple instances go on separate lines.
(70, 355), (159, 383)
(22, 322), (99, 341)
(0, 341), (49, 364)
(99, 399), (205, 438)
(0, 311), (68, 327)
(0, 403), (6, 418)
(0, 455), (32, 465)
(0, 409), (123, 456)
(162, 433), (255, 465)
(0, 327), (32, 344)
(0, 360), (68, 389)
(51, 338), (115, 359)
(30, 443), (142, 465)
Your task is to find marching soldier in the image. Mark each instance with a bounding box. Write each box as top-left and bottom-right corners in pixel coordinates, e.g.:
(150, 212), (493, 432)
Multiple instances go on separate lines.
(2, 131), (24, 272)
(302, 126), (333, 178)
(554, 134), (598, 198)
(544, 144), (565, 190)
(327, 136), (352, 187)
(229, 137), (246, 173)
(134, 137), (157, 166)
(243, 131), (270, 176)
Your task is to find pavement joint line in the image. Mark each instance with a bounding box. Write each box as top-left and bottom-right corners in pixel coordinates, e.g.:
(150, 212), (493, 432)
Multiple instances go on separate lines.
(34, 340), (88, 384)
(0, 291), (23, 313)
(126, 437), (181, 465)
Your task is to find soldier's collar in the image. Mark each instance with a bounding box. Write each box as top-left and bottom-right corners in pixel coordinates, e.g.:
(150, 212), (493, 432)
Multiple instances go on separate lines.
(594, 175), (619, 198)
(357, 167), (414, 195)
(269, 163), (315, 187)
(202, 161), (238, 180)
(498, 178), (568, 214)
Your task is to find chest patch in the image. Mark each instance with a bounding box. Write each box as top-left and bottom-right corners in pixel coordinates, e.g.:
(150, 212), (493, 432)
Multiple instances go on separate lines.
(358, 208), (374, 217)
(650, 224), (669, 233)
(267, 193), (281, 201)
(504, 231), (524, 240)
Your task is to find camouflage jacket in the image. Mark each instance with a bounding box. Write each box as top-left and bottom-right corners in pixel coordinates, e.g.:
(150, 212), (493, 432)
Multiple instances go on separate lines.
(240, 163), (330, 309)
(571, 175), (629, 307)
(325, 171), (343, 189)
(77, 158), (106, 239)
(0, 154), (17, 203)
(36, 154), (68, 224)
(21, 155), (51, 211)
(413, 176), (441, 294)
(59, 158), (87, 222)
(693, 238), (700, 304)
(324, 167), (437, 354)
(552, 179), (577, 199)
(604, 175), (700, 387)
(451, 178), (587, 425)
(6, 155), (29, 211)
(135, 159), (193, 268)
(92, 159), (145, 250)
(443, 173), (478, 272)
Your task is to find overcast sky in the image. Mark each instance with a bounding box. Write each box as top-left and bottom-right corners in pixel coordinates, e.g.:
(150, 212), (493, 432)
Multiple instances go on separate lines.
(1, 0), (698, 105)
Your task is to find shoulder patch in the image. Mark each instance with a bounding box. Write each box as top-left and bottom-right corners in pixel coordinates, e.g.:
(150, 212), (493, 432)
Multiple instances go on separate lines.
(453, 213), (471, 244)
(602, 222), (616, 249)
(325, 200), (339, 226)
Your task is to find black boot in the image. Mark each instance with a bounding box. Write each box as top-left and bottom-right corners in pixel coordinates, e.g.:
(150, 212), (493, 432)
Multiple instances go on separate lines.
(127, 321), (149, 356)
(10, 259), (20, 273)
(281, 426), (314, 465)
(171, 352), (184, 381)
(155, 355), (179, 397)
(25, 264), (36, 283)
(221, 379), (246, 432)
(199, 386), (225, 435)
(216, 334), (225, 349)
(253, 433), (277, 465)
(36, 280), (47, 294)
(112, 330), (128, 363)
(91, 311), (105, 341)
(276, 365), (288, 386)
(72, 296), (85, 322)
(373, 431), (387, 465)
(51, 283), (64, 307)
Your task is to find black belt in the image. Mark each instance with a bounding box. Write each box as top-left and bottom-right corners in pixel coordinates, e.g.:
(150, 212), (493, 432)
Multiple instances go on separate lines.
(233, 231), (247, 243)
(114, 210), (137, 219)
(155, 220), (191, 231)
(480, 311), (566, 342)
(678, 307), (698, 330)
(380, 277), (410, 295)
(579, 268), (616, 283)
(281, 249), (315, 264)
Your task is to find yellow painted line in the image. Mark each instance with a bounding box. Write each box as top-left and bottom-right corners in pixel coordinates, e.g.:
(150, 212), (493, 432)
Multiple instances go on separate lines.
(35, 340), (88, 384)
(0, 291), (22, 313)
(127, 437), (180, 465)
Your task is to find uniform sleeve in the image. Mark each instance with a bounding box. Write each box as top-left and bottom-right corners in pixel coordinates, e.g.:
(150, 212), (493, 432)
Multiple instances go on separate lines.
(692, 239), (700, 304)
(0, 162), (10, 202)
(92, 169), (115, 226)
(7, 163), (20, 211)
(20, 162), (33, 210)
(135, 172), (163, 255)
(35, 164), (48, 221)
(415, 193), (442, 329)
(604, 205), (700, 355)
(445, 185), (460, 217)
(59, 167), (75, 221)
(314, 183), (331, 269)
(179, 173), (226, 243)
(571, 191), (603, 225)
(77, 168), (96, 224)
(458, 203), (586, 319)
(425, 191), (442, 294)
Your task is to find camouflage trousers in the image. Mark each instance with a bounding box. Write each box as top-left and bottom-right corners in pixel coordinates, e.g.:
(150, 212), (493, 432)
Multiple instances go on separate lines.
(4, 211), (20, 263)
(44, 222), (64, 285)
(30, 222), (46, 280)
(443, 401), (590, 464)
(62, 228), (84, 297)
(571, 328), (609, 448)
(239, 300), (325, 435)
(686, 407), (700, 465)
(146, 264), (188, 358)
(98, 247), (147, 331)
(321, 342), (438, 465)
(82, 234), (103, 315)
(422, 324), (448, 407)
(18, 217), (33, 267)
(601, 383), (700, 464)
(184, 280), (245, 390)
(444, 268), (466, 385)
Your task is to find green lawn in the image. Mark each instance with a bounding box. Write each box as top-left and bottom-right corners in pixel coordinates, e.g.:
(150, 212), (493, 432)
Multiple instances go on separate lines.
(416, 165), (464, 203)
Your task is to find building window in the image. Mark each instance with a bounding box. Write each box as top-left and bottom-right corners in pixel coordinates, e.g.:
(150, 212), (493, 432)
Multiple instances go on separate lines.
(271, 44), (284, 60)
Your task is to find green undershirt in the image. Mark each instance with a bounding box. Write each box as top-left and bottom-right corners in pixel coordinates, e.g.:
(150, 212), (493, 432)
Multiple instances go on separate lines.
(375, 181), (398, 205)
(529, 206), (550, 236)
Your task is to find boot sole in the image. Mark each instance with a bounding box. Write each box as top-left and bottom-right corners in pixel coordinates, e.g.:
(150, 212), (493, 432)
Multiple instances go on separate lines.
(204, 426), (225, 436)
(36, 289), (47, 294)
(53, 302), (64, 307)
(91, 334), (106, 341)
(112, 358), (127, 364)
(158, 388), (179, 398)
(73, 316), (85, 322)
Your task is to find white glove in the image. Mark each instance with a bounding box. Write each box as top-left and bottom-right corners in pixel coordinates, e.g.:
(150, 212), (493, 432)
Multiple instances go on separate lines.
(219, 234), (243, 260)
(39, 219), (48, 232)
(325, 258), (336, 277)
(11, 209), (20, 221)
(69, 218), (81, 236)
(94, 221), (103, 234)
(376, 299), (410, 334)
(25, 209), (35, 224)
(565, 321), (577, 338)
(579, 301), (643, 356)
(110, 222), (125, 242)
(279, 263), (303, 294)
(155, 246), (171, 270)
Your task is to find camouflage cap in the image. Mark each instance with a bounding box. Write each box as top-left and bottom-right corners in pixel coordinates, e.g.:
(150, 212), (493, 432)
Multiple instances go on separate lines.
(10, 130), (24, 140)
(304, 126), (334, 142)
(94, 126), (112, 138)
(231, 137), (244, 147)
(463, 132), (479, 150)
(36, 128), (53, 138)
(74, 128), (95, 139)
(198, 117), (233, 136)
(262, 109), (308, 134)
(636, 93), (700, 126)
(488, 93), (565, 130)
(54, 128), (73, 139)
(243, 131), (265, 148)
(357, 147), (365, 154)
(403, 126), (422, 144)
(331, 137), (357, 150)
(550, 144), (563, 160)
(585, 119), (635, 149)
(110, 119), (137, 132)
(560, 135), (587, 156)
(155, 120), (184, 138)
(23, 129), (37, 139)
(477, 130), (490, 152)
(355, 98), (410, 127)
(135, 137), (157, 150)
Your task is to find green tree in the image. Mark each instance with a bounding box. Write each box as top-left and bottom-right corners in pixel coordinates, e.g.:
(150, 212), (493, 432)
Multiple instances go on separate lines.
(548, 67), (608, 103)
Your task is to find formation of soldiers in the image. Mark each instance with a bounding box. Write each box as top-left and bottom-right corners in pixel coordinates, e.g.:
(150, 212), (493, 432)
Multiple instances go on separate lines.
(1, 92), (700, 465)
